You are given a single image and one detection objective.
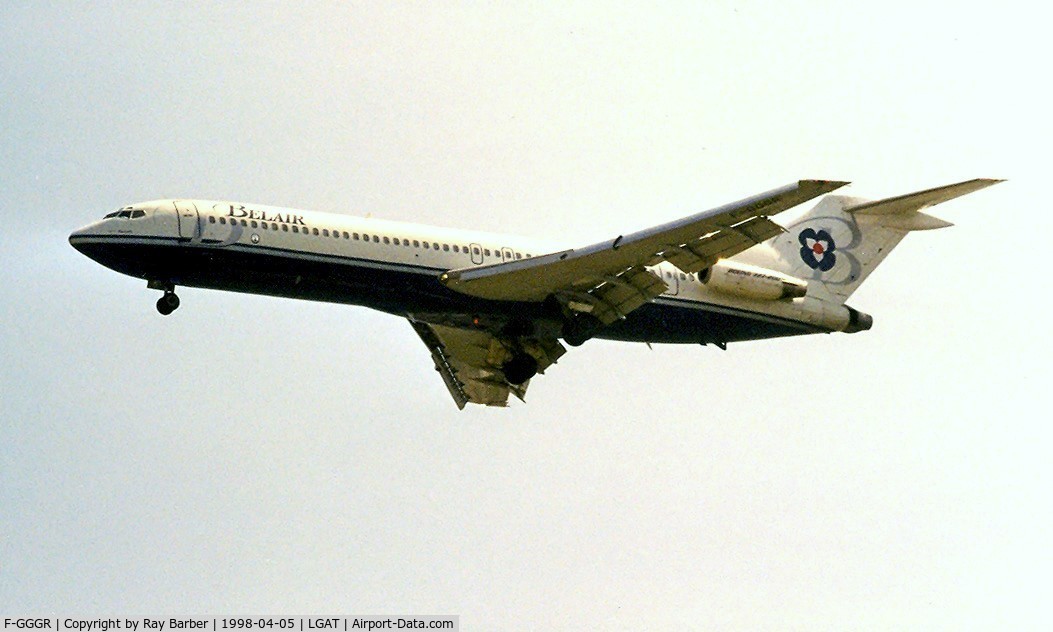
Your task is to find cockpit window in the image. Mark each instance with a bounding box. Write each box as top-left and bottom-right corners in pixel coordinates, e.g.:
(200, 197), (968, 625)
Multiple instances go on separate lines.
(103, 207), (146, 219)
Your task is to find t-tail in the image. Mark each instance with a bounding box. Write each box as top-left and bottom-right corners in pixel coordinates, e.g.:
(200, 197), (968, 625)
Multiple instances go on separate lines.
(737, 178), (1003, 307)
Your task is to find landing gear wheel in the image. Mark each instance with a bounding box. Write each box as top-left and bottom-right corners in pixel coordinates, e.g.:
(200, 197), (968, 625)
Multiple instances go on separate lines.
(563, 313), (602, 347)
(502, 353), (539, 385)
(156, 292), (180, 316)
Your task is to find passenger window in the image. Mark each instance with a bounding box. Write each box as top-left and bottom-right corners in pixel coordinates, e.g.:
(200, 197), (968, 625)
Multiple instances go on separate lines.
(282, 224), (288, 232)
(323, 229), (329, 237)
(473, 247), (480, 255)
(313, 228), (319, 236)
(220, 217), (226, 225)
(453, 245), (459, 253)
(240, 219), (248, 226)
(515, 253), (521, 260)
(433, 243), (439, 250)
(484, 249), (491, 256)
(251, 220), (258, 228)
(261, 223), (267, 230)
(442, 244), (449, 252)
(292, 226), (299, 233)
(414, 240), (420, 247)
(423, 242), (430, 249)
(383, 236), (390, 244)
(343, 231), (349, 239)
(373, 235), (379, 243)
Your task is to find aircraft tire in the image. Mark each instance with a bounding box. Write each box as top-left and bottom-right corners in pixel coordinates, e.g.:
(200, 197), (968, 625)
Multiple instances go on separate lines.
(563, 313), (601, 347)
(156, 292), (180, 315)
(503, 353), (538, 385)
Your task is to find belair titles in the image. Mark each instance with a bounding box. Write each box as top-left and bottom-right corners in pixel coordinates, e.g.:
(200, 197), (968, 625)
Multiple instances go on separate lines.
(223, 204), (306, 225)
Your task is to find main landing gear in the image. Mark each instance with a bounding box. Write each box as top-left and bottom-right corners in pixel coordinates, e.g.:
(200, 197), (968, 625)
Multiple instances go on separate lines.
(562, 313), (603, 347)
(502, 352), (539, 385)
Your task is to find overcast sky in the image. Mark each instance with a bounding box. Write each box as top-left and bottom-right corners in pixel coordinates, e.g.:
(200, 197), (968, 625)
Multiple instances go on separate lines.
(1, 3), (1049, 629)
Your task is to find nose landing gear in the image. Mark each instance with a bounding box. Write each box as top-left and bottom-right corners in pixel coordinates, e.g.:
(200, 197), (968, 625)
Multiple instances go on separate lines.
(148, 280), (180, 315)
(156, 291), (180, 316)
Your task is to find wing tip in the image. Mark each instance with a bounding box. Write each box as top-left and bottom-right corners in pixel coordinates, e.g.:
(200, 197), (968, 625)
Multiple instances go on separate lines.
(799, 179), (851, 193)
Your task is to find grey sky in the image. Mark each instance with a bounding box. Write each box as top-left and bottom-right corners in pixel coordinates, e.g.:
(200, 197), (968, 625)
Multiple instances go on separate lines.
(1, 3), (1048, 629)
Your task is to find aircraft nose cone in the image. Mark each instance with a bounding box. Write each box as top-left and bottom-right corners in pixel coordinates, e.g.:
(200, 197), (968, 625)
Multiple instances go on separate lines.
(69, 221), (104, 256)
(69, 225), (91, 253)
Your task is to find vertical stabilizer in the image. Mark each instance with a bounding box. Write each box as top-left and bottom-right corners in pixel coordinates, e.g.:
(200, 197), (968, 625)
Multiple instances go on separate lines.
(735, 179), (1002, 302)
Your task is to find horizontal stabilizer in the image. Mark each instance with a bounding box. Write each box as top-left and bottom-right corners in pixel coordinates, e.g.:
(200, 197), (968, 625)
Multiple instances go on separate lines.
(872, 210), (954, 231)
(847, 178), (1003, 216)
(845, 178), (1002, 232)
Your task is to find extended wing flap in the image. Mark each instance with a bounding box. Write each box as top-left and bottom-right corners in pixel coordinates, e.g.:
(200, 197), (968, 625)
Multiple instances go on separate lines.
(412, 320), (470, 408)
(411, 320), (513, 408)
(557, 265), (668, 325)
(409, 320), (565, 409)
(441, 180), (846, 303)
(662, 215), (784, 274)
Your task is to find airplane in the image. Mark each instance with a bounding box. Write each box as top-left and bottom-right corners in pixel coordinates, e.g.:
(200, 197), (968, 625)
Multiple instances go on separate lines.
(69, 178), (1001, 409)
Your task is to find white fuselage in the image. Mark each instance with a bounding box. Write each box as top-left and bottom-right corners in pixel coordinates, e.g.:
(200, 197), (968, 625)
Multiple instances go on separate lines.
(69, 199), (851, 343)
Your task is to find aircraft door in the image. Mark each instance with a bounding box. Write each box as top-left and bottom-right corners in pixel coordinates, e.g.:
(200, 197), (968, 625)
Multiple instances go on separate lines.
(174, 201), (200, 240)
(469, 243), (484, 265)
(501, 247), (515, 262)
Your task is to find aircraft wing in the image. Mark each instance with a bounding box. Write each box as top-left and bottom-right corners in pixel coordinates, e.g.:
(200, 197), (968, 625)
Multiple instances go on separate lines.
(440, 180), (848, 324)
(410, 319), (566, 409)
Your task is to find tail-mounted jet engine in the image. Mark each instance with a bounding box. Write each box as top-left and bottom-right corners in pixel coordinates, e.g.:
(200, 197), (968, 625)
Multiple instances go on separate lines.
(699, 260), (807, 301)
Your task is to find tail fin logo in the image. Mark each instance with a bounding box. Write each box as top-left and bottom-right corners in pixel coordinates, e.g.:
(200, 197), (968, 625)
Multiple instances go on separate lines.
(798, 228), (837, 271)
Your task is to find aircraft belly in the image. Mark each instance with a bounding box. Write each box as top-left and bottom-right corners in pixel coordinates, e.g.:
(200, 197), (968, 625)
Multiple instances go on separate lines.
(594, 299), (824, 344)
(71, 236), (539, 318)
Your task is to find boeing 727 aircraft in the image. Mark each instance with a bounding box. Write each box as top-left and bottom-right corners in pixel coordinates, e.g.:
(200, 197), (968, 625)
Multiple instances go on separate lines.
(70, 178), (1000, 408)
